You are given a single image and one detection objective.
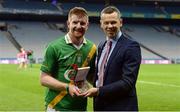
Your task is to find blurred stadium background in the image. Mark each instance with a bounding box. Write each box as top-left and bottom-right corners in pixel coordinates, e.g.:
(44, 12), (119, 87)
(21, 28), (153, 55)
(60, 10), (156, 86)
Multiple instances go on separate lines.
(0, 0), (180, 111)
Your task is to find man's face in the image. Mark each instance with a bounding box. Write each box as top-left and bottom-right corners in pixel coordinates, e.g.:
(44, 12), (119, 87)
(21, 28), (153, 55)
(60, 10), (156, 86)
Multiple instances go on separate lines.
(67, 14), (89, 39)
(100, 12), (122, 39)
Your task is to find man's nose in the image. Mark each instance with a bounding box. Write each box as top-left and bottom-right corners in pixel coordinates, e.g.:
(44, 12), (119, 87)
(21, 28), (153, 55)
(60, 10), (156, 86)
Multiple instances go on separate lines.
(77, 23), (82, 28)
(107, 23), (113, 28)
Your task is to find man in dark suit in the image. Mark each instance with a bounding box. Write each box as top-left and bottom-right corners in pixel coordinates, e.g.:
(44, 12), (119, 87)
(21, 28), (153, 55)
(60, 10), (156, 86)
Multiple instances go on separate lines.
(82, 6), (141, 111)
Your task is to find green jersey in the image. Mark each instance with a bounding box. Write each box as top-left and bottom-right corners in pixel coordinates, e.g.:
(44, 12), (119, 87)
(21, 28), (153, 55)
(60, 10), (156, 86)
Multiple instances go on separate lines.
(40, 35), (96, 111)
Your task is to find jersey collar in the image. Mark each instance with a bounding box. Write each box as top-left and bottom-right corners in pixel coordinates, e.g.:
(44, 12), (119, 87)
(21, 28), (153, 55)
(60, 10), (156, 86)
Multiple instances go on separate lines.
(65, 34), (87, 45)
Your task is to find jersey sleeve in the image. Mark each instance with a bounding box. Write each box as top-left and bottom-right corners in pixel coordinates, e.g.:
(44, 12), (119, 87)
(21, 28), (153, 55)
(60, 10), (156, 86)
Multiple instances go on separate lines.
(40, 44), (57, 75)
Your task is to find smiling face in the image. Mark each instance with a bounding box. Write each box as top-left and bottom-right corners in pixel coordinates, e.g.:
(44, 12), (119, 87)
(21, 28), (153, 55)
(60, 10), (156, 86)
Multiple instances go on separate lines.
(100, 12), (122, 39)
(67, 13), (89, 39)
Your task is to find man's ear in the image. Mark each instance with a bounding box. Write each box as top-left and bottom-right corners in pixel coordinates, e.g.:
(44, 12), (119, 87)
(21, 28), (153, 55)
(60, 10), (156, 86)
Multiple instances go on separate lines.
(100, 20), (103, 28)
(119, 18), (123, 27)
(66, 20), (69, 27)
(85, 22), (89, 30)
(87, 22), (89, 28)
(66, 20), (70, 31)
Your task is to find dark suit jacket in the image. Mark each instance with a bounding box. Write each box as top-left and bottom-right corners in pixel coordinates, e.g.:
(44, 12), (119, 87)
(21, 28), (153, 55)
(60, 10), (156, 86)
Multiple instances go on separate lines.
(94, 35), (141, 111)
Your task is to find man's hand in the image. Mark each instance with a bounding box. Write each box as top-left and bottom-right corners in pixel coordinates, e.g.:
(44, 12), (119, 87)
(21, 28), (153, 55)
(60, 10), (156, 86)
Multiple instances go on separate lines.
(81, 87), (99, 97)
(68, 84), (81, 97)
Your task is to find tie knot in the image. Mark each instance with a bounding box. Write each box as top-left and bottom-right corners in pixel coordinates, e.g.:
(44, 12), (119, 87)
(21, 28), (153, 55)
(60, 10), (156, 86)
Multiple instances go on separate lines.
(107, 40), (112, 47)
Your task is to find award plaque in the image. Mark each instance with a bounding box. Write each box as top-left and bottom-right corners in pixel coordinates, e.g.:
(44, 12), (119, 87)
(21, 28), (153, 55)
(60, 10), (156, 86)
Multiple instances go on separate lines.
(74, 67), (90, 93)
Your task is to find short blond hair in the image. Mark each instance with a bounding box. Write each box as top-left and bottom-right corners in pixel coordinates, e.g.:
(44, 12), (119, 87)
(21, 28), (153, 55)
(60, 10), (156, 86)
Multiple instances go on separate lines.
(68, 7), (89, 21)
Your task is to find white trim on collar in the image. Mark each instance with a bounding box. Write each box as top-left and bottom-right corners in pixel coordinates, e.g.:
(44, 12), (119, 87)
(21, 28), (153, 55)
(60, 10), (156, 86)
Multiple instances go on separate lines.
(65, 34), (87, 44)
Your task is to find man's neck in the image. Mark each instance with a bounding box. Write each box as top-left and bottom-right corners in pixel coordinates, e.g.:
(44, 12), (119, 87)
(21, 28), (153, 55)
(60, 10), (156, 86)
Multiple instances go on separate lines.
(69, 34), (83, 46)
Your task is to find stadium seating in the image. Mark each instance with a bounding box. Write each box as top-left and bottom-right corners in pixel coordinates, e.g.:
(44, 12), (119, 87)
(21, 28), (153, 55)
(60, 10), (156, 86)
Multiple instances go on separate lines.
(165, 6), (179, 14)
(1, 22), (179, 61)
(2, 1), (58, 10)
(0, 21), (64, 59)
(0, 30), (17, 58)
(1, 0), (62, 16)
(0, 1), (179, 63)
(60, 2), (104, 16)
(125, 24), (180, 59)
(0, 22), (103, 59)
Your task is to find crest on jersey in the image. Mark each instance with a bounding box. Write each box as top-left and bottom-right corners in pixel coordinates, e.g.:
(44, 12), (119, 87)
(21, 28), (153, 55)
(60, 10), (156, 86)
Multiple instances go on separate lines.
(64, 64), (78, 81)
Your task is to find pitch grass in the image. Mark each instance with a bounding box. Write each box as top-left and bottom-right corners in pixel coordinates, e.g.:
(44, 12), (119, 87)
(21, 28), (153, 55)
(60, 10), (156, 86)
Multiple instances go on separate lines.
(0, 64), (180, 111)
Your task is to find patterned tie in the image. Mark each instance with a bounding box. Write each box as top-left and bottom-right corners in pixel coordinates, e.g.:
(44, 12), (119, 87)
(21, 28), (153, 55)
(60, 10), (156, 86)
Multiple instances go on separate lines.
(97, 40), (112, 87)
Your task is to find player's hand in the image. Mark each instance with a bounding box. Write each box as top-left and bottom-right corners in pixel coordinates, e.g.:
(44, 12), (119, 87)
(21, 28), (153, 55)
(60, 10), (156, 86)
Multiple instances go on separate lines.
(68, 84), (81, 97)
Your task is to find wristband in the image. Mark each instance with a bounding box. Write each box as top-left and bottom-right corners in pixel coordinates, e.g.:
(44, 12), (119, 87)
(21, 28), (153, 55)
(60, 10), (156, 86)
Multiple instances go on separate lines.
(66, 84), (69, 92)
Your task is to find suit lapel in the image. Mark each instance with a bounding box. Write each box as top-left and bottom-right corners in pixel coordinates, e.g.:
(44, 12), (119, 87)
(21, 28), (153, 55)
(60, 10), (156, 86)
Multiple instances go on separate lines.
(103, 35), (125, 81)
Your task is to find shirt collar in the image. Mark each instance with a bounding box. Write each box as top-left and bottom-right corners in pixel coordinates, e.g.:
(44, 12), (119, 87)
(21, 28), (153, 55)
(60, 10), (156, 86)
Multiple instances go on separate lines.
(65, 34), (87, 44)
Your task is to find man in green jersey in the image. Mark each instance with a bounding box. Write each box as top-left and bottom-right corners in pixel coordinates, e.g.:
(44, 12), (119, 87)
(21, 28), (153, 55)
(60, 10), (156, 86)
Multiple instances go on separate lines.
(40, 7), (96, 111)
